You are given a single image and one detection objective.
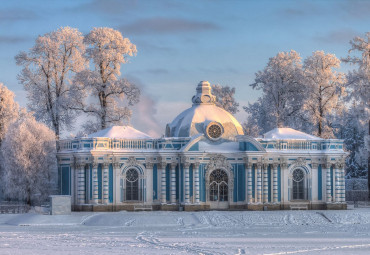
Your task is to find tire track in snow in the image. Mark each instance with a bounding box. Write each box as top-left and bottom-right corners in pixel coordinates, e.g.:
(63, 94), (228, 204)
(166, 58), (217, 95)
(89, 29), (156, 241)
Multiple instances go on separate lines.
(264, 243), (370, 254)
(136, 231), (224, 255)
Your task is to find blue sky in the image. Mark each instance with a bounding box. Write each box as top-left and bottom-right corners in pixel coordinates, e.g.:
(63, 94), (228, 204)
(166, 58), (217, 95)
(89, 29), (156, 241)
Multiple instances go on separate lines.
(0, 0), (369, 137)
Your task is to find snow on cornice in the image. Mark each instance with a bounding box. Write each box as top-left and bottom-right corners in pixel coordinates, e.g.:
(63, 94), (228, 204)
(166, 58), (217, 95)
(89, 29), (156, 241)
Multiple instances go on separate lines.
(262, 128), (322, 140)
(88, 126), (152, 139)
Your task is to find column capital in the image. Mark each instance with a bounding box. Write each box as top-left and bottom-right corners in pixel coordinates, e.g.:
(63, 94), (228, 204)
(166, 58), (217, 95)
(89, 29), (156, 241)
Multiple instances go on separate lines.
(256, 163), (263, 169)
(245, 162), (252, 169)
(170, 162), (177, 169)
(158, 162), (167, 169)
(272, 163), (279, 169)
(183, 162), (191, 168)
(193, 161), (201, 168)
(146, 162), (154, 169)
(311, 163), (319, 169)
(323, 163), (332, 169)
(102, 162), (110, 169)
(91, 161), (99, 168)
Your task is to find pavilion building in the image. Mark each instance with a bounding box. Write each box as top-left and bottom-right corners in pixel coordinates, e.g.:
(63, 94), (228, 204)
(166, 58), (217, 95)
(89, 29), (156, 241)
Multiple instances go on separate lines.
(57, 81), (347, 211)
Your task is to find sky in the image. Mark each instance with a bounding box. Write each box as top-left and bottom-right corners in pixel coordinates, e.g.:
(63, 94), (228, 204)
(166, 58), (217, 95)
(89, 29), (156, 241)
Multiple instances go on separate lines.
(0, 0), (369, 138)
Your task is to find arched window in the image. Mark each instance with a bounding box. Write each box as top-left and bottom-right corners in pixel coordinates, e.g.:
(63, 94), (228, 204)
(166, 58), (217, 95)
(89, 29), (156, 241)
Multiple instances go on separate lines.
(126, 168), (139, 201)
(209, 169), (228, 202)
(292, 168), (306, 200)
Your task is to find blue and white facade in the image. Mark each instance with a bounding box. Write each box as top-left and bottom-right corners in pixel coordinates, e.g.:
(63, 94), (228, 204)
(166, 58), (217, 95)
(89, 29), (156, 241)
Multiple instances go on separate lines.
(57, 81), (347, 211)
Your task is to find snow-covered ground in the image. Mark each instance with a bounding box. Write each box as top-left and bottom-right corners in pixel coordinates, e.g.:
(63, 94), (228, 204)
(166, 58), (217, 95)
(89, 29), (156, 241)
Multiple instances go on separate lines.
(1, 209), (370, 255)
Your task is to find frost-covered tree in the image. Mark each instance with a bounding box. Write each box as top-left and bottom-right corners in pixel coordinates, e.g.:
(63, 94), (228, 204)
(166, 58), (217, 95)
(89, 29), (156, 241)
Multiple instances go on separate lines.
(338, 102), (367, 178)
(302, 51), (346, 138)
(244, 97), (271, 135)
(74, 27), (139, 132)
(244, 50), (304, 134)
(211, 84), (239, 114)
(342, 32), (370, 106)
(15, 27), (86, 139)
(0, 113), (57, 205)
(0, 83), (19, 144)
(341, 32), (370, 180)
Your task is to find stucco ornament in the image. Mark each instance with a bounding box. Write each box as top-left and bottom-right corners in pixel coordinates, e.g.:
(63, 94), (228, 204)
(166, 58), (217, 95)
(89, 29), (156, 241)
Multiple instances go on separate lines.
(206, 154), (233, 171)
(126, 156), (139, 167)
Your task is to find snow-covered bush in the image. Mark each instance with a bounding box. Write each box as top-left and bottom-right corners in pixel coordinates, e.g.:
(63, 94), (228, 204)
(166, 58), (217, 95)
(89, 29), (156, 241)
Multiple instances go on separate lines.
(0, 113), (57, 205)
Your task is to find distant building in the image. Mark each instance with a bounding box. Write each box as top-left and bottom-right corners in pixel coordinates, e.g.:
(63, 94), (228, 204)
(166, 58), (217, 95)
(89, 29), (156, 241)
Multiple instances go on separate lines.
(57, 81), (347, 211)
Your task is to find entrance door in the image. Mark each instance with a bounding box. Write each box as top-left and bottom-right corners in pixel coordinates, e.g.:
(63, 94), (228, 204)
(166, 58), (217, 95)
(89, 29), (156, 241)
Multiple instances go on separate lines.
(209, 169), (229, 209)
(292, 168), (306, 200)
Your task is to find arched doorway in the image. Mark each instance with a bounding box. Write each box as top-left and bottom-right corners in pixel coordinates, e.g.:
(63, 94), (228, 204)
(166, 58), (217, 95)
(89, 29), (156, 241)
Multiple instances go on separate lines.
(126, 168), (139, 201)
(209, 169), (229, 209)
(292, 168), (306, 200)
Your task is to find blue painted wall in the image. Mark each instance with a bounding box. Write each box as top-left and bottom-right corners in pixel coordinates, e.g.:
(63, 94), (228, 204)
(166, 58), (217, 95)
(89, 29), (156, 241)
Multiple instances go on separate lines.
(278, 165), (281, 202)
(109, 164), (113, 203)
(200, 164), (206, 202)
(330, 166), (334, 197)
(189, 164), (193, 198)
(98, 164), (102, 199)
(252, 164), (255, 199)
(166, 165), (170, 202)
(153, 164), (158, 200)
(61, 165), (70, 195)
(318, 165), (322, 200)
(268, 165), (271, 202)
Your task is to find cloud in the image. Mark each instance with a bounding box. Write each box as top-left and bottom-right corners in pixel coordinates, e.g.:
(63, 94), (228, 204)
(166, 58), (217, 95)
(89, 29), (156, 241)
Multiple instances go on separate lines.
(0, 9), (38, 23)
(278, 2), (321, 18)
(313, 28), (359, 44)
(133, 40), (175, 54)
(0, 36), (29, 44)
(120, 17), (220, 35)
(340, 0), (370, 19)
(68, 0), (139, 15)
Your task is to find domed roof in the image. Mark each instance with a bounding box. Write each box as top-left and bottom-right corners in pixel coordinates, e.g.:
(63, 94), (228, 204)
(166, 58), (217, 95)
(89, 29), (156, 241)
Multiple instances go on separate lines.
(166, 81), (244, 139)
(88, 126), (152, 139)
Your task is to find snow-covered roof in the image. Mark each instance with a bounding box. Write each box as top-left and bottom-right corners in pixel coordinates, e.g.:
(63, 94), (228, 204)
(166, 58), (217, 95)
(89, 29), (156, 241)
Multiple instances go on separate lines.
(263, 128), (322, 140)
(166, 81), (244, 138)
(88, 126), (152, 139)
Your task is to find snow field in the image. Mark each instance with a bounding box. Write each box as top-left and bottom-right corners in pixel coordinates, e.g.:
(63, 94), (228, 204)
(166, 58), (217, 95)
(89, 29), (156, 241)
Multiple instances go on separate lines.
(0, 209), (370, 254)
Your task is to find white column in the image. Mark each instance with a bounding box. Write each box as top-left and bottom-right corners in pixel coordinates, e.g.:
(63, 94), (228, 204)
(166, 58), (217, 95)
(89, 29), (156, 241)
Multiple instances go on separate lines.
(263, 164), (268, 203)
(273, 164), (278, 203)
(161, 163), (167, 204)
(102, 163), (109, 204)
(184, 163), (190, 204)
(170, 163), (177, 204)
(146, 163), (153, 204)
(335, 165), (340, 202)
(77, 164), (86, 205)
(281, 163), (288, 203)
(326, 165), (332, 202)
(340, 167), (346, 202)
(194, 163), (200, 204)
(247, 164), (252, 203)
(92, 163), (99, 204)
(113, 162), (119, 204)
(311, 163), (318, 201)
(257, 164), (262, 203)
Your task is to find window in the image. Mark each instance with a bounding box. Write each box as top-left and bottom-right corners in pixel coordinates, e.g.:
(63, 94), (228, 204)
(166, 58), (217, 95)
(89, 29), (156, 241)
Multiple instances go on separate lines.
(126, 168), (139, 201)
(209, 169), (228, 202)
(206, 122), (223, 140)
(292, 168), (305, 200)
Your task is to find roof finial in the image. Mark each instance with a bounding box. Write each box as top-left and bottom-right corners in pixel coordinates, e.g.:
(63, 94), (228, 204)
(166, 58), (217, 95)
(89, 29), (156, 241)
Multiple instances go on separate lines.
(192, 81), (216, 105)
